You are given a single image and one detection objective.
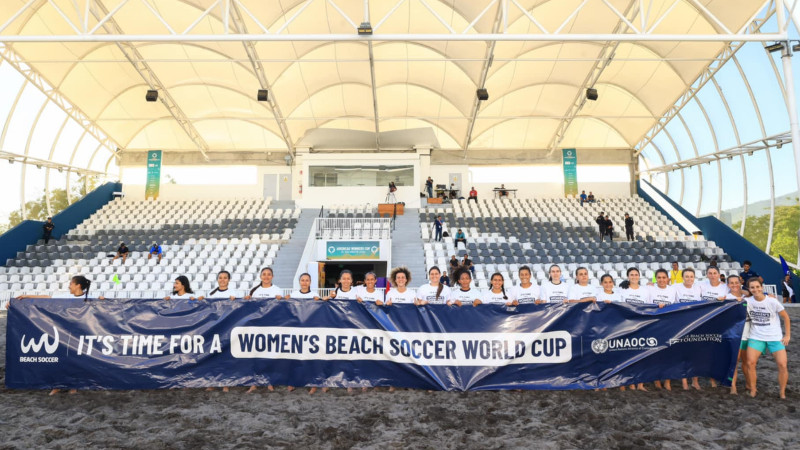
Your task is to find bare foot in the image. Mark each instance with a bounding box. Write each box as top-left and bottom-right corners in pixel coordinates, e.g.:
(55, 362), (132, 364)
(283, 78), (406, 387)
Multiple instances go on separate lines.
(388, 386), (396, 392)
(682, 379), (689, 390)
(780, 392), (786, 399)
(637, 383), (648, 392)
(309, 387), (317, 395)
(654, 381), (663, 390)
(730, 387), (738, 395)
(749, 389), (757, 398)
(267, 385), (275, 392)
(205, 387), (215, 391)
(48, 389), (60, 396)
(664, 380), (672, 391)
(287, 386), (295, 392)
(710, 379), (718, 388)
(222, 387), (229, 393)
(347, 387), (354, 394)
(692, 382), (702, 390)
(628, 384), (636, 391)
(361, 387), (368, 393)
(68, 389), (77, 395)
(246, 386), (257, 394)
(620, 386), (626, 391)
(322, 387), (329, 393)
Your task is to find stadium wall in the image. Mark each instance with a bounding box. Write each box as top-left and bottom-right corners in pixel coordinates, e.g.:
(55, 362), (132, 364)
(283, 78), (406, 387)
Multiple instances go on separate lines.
(638, 180), (788, 290)
(0, 182), (121, 266)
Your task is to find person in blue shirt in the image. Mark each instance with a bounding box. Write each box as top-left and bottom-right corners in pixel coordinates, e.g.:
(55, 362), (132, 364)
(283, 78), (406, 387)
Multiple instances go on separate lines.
(579, 190), (587, 206)
(455, 229), (467, 247)
(739, 260), (762, 284)
(148, 242), (163, 264)
(425, 177), (433, 198)
(434, 215), (443, 242)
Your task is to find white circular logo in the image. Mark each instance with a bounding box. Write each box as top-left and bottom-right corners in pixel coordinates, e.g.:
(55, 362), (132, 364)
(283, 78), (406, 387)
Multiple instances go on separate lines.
(327, 246), (335, 253)
(646, 337), (658, 347)
(591, 339), (608, 354)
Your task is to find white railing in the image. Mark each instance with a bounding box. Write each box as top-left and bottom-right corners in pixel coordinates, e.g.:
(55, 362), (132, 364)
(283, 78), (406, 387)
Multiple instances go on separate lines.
(280, 288), (386, 298)
(315, 218), (391, 240)
(292, 218), (319, 290)
(765, 284), (777, 296)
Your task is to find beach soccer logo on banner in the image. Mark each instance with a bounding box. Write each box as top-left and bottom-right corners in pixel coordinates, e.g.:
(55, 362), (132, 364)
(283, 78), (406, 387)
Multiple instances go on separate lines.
(19, 327), (60, 363)
(591, 336), (658, 354)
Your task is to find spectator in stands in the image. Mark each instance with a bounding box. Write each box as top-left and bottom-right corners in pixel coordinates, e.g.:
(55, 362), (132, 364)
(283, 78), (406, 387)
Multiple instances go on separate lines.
(461, 253), (475, 276)
(720, 274), (727, 283)
(587, 192), (596, 203)
(744, 278), (790, 399)
(455, 229), (467, 247)
(434, 215), (443, 242)
(425, 176), (433, 198)
(440, 270), (451, 287)
(449, 255), (460, 274)
(148, 242), (163, 264)
(579, 190), (587, 206)
(596, 212), (606, 240)
(783, 273), (795, 303)
(111, 242), (130, 264)
(669, 261), (683, 285)
(449, 183), (458, 199)
(624, 213), (635, 241)
(164, 276), (195, 301)
(740, 260), (763, 284)
(42, 217), (55, 244)
(498, 184), (509, 198)
(604, 215), (614, 241)
(468, 187), (478, 203)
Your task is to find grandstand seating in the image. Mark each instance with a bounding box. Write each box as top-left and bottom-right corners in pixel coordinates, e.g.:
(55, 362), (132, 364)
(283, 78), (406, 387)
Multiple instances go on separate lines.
(0, 198), (300, 299)
(420, 197), (740, 289)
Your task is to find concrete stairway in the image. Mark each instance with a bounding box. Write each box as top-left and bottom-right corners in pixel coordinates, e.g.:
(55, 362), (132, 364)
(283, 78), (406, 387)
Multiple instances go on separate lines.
(272, 209), (317, 289)
(391, 208), (427, 283)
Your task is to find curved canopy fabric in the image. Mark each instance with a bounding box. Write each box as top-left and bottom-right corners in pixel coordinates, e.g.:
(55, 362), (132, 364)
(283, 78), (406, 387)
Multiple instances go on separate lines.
(0, 0), (767, 154)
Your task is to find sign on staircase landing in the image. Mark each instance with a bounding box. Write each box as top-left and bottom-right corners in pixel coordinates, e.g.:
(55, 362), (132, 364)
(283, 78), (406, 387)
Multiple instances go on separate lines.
(326, 241), (380, 260)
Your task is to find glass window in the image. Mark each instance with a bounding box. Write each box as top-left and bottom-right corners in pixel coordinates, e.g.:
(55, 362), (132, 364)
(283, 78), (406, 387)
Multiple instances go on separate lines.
(651, 133), (677, 165)
(22, 164), (47, 220)
(73, 134), (100, 169)
(740, 151), (772, 251)
(309, 165), (414, 187)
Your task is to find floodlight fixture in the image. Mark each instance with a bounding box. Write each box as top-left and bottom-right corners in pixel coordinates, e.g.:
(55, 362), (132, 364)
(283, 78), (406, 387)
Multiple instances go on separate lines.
(358, 22), (373, 35)
(766, 42), (785, 53)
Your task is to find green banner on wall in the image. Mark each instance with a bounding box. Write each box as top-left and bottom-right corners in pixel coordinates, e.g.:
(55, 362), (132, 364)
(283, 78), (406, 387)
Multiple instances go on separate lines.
(326, 241), (380, 260)
(145, 150), (162, 200)
(562, 148), (578, 197)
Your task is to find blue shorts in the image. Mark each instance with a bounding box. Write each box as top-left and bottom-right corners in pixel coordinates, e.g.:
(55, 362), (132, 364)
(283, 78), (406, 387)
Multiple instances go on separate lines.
(740, 340), (748, 351)
(747, 339), (785, 353)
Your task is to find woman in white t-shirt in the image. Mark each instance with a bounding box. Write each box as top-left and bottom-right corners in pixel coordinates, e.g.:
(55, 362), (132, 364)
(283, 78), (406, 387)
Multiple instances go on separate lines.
(384, 266), (415, 306)
(416, 266), (451, 305)
(597, 274), (622, 303)
(744, 278), (790, 399)
(447, 267), (481, 306)
(674, 268), (702, 303)
(199, 270), (242, 301)
(289, 273), (320, 300)
(479, 272), (513, 306)
(620, 267), (650, 306)
(567, 267), (597, 303)
(537, 265), (569, 304)
(357, 272), (384, 304)
(326, 270), (358, 301)
(700, 267), (729, 301)
(164, 275), (196, 301)
(511, 266), (539, 304)
(649, 270), (675, 309)
(245, 267), (283, 300)
(726, 275), (749, 395)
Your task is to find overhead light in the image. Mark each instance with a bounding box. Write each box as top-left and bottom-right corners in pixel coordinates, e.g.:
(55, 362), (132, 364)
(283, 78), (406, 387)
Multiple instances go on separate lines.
(476, 88), (489, 101)
(748, 151), (754, 156)
(586, 87), (598, 101)
(283, 154), (292, 166)
(358, 22), (373, 35)
(57, 167), (63, 173)
(777, 141), (783, 149)
(36, 164), (42, 169)
(257, 89), (269, 102)
(793, 42), (800, 53)
(145, 90), (158, 102)
(766, 42), (785, 53)
(727, 156), (733, 160)
(8, 159), (13, 164)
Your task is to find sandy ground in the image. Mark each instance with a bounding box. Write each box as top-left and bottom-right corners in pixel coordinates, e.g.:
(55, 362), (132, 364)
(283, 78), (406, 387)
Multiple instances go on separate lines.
(0, 310), (798, 450)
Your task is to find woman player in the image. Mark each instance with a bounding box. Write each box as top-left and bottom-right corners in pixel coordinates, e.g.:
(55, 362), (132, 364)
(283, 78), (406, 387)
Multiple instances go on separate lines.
(479, 272), (513, 306)
(290, 273), (320, 300)
(198, 270), (240, 301)
(383, 267), (415, 306)
(619, 267), (650, 391)
(447, 267), (481, 306)
(674, 268), (702, 303)
(597, 274), (621, 303)
(726, 275), (749, 395)
(537, 265), (569, 304)
(326, 270), (358, 300)
(567, 267), (597, 303)
(415, 266), (450, 305)
(245, 267), (283, 300)
(164, 276), (196, 300)
(356, 272), (383, 304)
(700, 267), (729, 301)
(744, 278), (791, 399)
(511, 266), (539, 304)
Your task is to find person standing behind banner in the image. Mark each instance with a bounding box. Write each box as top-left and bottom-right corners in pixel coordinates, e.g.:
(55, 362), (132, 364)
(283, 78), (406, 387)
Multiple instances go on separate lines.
(356, 272), (383, 305)
(325, 270), (358, 301)
(567, 267), (597, 303)
(700, 267), (729, 301)
(416, 266), (450, 305)
(537, 265), (569, 304)
(198, 270), (241, 301)
(164, 276), (196, 301)
(449, 255), (460, 274)
(744, 278), (790, 399)
(604, 215), (614, 241)
(624, 214), (635, 241)
(597, 274), (622, 303)
(726, 275), (750, 396)
(620, 267), (650, 306)
(246, 267), (283, 300)
(478, 272), (513, 306)
(384, 267), (415, 306)
(674, 268), (701, 303)
(290, 273), (320, 300)
(649, 269), (676, 391)
(511, 266), (539, 304)
(447, 267), (481, 307)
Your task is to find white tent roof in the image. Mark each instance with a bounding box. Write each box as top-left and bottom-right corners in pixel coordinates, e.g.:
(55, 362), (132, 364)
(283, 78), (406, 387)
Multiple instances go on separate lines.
(0, 0), (769, 156)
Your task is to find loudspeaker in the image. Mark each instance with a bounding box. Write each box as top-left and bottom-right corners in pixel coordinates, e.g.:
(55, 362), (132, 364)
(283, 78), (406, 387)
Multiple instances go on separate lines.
(257, 89), (269, 102)
(145, 90), (158, 102)
(586, 88), (598, 101)
(476, 88), (489, 101)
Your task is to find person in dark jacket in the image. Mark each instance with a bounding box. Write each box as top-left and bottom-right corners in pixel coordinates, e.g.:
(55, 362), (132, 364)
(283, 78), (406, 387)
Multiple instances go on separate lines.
(624, 213), (635, 241)
(596, 213), (606, 241)
(42, 217), (55, 244)
(604, 215), (614, 242)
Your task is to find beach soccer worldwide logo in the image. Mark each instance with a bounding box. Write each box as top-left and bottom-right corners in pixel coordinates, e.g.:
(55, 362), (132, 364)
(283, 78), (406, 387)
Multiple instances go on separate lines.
(591, 339), (609, 354)
(21, 327), (59, 354)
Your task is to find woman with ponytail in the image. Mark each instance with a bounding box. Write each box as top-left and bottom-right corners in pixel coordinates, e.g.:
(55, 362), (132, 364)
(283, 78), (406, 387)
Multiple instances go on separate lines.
(244, 267), (283, 300)
(164, 276), (196, 300)
(415, 266), (450, 305)
(325, 270), (357, 300)
(537, 265), (569, 304)
(356, 272), (383, 304)
(480, 272), (513, 306)
(19, 275), (93, 303)
(198, 271), (240, 301)
(290, 273), (320, 300)
(447, 267), (480, 306)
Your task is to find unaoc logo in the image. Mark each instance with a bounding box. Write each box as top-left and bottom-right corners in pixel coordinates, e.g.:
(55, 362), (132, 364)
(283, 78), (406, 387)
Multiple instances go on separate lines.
(21, 327), (60, 354)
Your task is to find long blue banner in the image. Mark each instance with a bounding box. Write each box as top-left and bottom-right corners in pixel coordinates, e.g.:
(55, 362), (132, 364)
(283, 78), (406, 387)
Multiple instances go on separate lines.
(6, 298), (745, 391)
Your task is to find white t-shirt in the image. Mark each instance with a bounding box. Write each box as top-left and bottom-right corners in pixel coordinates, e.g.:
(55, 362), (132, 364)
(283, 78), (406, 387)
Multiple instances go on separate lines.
(417, 283), (451, 304)
(597, 291), (622, 302)
(726, 293), (750, 340)
(356, 286), (384, 303)
(169, 292), (195, 300)
(331, 287), (358, 300)
(700, 281), (729, 302)
(649, 285), (676, 305)
(568, 284), (597, 302)
(52, 291), (85, 299)
(448, 287), (481, 305)
(204, 288), (243, 299)
(674, 284), (702, 303)
(539, 281), (569, 303)
(249, 285), (282, 299)
(746, 296), (785, 341)
(620, 285), (651, 305)
(481, 289), (510, 304)
(289, 290), (319, 299)
(386, 288), (416, 304)
(511, 284), (539, 304)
